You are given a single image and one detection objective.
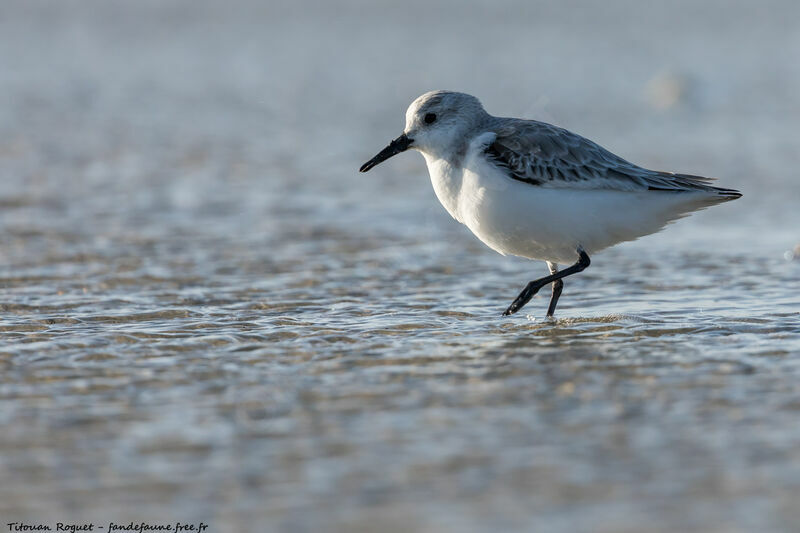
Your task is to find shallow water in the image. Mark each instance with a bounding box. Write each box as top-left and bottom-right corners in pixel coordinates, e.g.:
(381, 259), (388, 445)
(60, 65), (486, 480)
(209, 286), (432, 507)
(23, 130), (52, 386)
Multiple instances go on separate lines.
(1, 1), (799, 531)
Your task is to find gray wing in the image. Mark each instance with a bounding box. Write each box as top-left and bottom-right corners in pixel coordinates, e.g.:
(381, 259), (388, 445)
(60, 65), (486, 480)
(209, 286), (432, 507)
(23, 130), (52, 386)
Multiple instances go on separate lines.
(485, 118), (739, 195)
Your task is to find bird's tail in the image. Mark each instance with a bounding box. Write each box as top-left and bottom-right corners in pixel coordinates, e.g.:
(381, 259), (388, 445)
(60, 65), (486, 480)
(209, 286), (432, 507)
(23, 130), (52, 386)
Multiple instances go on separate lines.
(645, 170), (742, 201)
(709, 186), (742, 201)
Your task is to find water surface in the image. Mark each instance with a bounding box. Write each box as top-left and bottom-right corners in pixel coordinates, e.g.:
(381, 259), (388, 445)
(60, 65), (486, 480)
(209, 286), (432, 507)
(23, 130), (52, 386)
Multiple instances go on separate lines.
(1, 1), (799, 531)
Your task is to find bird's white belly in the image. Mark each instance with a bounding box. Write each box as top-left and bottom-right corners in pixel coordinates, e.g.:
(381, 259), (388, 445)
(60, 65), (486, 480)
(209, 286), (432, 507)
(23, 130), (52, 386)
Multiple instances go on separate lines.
(427, 154), (718, 265)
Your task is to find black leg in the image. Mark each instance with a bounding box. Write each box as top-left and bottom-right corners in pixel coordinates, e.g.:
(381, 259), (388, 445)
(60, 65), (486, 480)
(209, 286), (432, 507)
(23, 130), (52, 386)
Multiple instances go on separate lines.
(545, 261), (563, 318)
(547, 279), (564, 317)
(502, 248), (591, 316)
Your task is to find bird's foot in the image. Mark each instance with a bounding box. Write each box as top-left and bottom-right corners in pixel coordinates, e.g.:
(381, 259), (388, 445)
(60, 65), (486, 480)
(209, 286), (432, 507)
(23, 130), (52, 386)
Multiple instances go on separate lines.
(502, 283), (543, 316)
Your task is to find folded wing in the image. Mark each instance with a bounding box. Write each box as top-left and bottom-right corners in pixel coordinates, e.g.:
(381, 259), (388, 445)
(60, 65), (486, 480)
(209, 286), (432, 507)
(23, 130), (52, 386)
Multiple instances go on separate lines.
(485, 118), (741, 197)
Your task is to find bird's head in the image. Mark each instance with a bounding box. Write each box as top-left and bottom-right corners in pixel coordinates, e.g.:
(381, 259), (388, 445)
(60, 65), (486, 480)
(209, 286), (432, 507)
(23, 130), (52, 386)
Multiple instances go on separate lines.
(360, 91), (488, 172)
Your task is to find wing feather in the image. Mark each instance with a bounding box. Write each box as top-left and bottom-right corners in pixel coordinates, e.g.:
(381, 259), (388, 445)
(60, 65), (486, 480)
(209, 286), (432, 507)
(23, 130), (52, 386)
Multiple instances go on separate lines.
(484, 118), (740, 196)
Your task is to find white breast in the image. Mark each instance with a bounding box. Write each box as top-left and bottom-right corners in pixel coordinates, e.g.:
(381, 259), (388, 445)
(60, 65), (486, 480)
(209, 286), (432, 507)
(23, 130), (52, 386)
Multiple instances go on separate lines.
(423, 154), (465, 224)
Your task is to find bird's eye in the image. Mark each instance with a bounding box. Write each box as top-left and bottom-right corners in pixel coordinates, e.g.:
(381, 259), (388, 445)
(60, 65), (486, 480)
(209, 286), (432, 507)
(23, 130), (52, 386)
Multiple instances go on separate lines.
(424, 113), (437, 124)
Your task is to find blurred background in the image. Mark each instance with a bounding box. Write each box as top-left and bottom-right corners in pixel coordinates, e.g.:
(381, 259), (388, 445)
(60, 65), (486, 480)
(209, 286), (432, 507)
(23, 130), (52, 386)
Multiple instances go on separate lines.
(1, 1), (799, 532)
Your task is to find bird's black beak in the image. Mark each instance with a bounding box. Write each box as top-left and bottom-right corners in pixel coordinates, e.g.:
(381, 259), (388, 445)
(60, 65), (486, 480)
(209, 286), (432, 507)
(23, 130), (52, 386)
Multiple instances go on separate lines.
(359, 134), (413, 172)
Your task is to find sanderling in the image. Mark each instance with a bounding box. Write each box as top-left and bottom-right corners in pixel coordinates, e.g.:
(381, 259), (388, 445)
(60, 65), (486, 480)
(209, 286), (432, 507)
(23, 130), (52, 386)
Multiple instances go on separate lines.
(360, 91), (741, 317)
